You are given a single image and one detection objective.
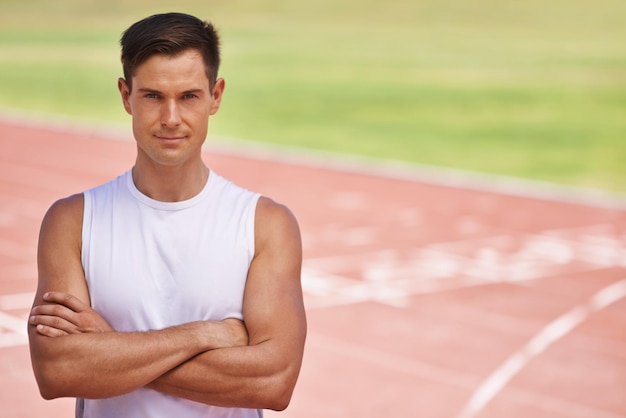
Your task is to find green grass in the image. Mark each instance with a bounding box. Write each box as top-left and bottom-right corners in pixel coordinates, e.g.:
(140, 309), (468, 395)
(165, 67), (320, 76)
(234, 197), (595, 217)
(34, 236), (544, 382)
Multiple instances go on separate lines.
(1, 0), (625, 191)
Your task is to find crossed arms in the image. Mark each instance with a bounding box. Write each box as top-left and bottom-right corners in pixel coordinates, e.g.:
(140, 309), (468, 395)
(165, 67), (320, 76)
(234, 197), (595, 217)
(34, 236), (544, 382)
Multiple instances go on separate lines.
(28, 193), (306, 411)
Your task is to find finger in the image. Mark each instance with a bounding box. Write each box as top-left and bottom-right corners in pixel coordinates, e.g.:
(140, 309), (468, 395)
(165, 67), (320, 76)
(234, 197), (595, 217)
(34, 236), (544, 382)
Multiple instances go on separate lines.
(43, 292), (89, 313)
(30, 314), (78, 335)
(31, 303), (78, 325)
(32, 304), (114, 334)
(34, 324), (69, 338)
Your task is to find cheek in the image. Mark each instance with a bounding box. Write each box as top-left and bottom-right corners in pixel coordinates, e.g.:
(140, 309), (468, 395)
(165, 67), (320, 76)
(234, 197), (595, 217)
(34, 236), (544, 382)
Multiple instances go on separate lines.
(131, 114), (156, 144)
(130, 104), (158, 126)
(187, 107), (211, 126)
(132, 115), (148, 136)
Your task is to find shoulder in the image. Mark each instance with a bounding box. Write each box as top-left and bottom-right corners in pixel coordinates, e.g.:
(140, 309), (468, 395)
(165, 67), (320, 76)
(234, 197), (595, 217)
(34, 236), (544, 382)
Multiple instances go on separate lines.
(254, 197), (301, 256)
(255, 196), (299, 233)
(40, 193), (84, 237)
(44, 193), (84, 220)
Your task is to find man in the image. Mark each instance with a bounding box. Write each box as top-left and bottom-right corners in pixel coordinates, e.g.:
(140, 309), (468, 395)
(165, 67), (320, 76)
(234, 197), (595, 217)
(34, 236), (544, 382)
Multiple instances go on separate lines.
(28, 12), (306, 418)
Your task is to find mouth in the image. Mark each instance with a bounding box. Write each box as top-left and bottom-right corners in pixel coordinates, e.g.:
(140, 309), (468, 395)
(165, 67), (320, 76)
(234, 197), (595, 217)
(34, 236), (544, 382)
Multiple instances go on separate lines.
(155, 135), (186, 142)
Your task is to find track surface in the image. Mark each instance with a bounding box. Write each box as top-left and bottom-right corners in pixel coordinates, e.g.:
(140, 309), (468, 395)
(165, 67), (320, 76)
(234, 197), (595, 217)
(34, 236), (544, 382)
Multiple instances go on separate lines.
(1, 120), (625, 417)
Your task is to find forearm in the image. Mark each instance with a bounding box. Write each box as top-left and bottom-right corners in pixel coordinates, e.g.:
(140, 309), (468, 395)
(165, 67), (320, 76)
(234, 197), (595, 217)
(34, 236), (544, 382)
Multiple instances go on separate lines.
(148, 341), (300, 410)
(29, 322), (209, 400)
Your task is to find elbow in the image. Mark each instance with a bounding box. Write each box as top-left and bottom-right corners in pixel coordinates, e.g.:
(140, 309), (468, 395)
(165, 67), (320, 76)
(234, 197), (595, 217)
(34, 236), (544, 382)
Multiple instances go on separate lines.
(33, 365), (67, 400)
(268, 401), (290, 412)
(35, 374), (64, 400)
(29, 336), (65, 399)
(264, 390), (292, 412)
(272, 397), (293, 412)
(31, 349), (74, 400)
(39, 387), (61, 401)
(261, 351), (305, 411)
(261, 374), (298, 411)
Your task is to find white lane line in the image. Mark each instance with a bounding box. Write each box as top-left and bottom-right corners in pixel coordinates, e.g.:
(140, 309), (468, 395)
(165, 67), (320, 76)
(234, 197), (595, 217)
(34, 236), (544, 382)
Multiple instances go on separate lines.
(456, 279), (626, 418)
(0, 293), (32, 349)
(302, 268), (412, 308)
(0, 310), (28, 348)
(0, 311), (28, 336)
(309, 329), (625, 418)
(0, 332), (28, 348)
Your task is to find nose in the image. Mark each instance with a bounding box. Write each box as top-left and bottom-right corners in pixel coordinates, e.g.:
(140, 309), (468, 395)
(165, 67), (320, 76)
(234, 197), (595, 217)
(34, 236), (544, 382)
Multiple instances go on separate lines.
(161, 100), (182, 128)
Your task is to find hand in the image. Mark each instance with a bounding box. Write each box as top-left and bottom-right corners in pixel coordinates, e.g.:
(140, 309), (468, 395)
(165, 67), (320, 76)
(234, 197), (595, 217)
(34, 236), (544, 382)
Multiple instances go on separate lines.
(194, 318), (249, 350)
(29, 292), (114, 337)
(220, 318), (249, 348)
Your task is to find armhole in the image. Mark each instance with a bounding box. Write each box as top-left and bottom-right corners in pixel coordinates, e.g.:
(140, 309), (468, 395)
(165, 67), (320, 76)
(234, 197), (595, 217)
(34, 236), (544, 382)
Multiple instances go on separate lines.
(75, 398), (84, 418)
(248, 193), (262, 263)
(80, 190), (92, 270)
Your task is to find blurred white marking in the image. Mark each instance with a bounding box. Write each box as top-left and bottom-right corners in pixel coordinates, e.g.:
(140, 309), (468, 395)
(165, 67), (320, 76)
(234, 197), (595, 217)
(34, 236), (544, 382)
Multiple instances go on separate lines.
(0, 311), (28, 348)
(0, 311), (28, 336)
(457, 216), (481, 235)
(456, 279), (626, 418)
(330, 191), (367, 211)
(0, 293), (33, 349)
(0, 292), (34, 310)
(343, 227), (376, 246)
(302, 267), (411, 308)
(396, 207), (423, 227)
(0, 332), (28, 348)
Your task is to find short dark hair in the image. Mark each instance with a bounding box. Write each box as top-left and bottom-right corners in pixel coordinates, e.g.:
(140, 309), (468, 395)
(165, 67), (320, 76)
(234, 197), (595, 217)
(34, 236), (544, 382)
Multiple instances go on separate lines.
(120, 12), (221, 91)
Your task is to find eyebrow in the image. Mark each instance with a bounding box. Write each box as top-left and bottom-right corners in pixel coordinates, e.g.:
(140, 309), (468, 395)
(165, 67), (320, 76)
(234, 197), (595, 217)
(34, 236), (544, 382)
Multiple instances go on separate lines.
(137, 88), (205, 95)
(137, 88), (161, 94)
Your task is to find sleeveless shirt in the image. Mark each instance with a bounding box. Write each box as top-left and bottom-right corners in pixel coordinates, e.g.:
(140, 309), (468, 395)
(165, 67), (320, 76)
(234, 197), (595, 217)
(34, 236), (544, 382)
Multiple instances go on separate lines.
(79, 169), (262, 418)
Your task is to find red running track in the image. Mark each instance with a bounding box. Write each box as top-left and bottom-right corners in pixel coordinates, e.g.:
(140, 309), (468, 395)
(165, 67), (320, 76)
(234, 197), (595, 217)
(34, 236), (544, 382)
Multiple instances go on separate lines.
(1, 118), (625, 417)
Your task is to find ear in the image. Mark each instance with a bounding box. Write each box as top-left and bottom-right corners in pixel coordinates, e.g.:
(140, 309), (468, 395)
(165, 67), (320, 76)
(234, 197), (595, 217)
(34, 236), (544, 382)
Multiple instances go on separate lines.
(209, 78), (226, 115)
(118, 78), (132, 115)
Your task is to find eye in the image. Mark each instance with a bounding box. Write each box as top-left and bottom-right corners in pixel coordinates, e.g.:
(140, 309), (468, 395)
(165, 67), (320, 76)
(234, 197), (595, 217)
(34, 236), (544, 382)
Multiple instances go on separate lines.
(182, 93), (199, 100)
(143, 93), (159, 99)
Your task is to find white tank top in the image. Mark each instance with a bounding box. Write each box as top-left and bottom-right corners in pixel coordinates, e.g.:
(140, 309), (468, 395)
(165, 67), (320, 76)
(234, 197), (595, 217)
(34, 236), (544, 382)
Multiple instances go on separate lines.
(79, 169), (262, 418)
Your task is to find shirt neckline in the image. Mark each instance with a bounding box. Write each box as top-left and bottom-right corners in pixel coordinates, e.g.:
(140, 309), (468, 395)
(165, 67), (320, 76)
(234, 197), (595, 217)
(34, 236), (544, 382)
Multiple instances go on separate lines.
(125, 169), (215, 211)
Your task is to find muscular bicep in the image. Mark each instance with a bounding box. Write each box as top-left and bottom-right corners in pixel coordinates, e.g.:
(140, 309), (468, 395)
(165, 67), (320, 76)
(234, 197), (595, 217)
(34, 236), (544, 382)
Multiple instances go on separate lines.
(243, 197), (306, 357)
(29, 193), (91, 391)
(31, 193), (90, 316)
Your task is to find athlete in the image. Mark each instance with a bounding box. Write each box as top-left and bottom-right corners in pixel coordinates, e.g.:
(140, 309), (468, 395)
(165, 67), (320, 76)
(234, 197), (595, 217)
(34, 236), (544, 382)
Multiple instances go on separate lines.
(27, 12), (306, 417)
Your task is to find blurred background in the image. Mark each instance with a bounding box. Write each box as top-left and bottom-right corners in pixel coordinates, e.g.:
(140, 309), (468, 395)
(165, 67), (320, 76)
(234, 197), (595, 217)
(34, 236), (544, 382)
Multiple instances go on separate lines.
(1, 0), (625, 192)
(2, 2), (626, 417)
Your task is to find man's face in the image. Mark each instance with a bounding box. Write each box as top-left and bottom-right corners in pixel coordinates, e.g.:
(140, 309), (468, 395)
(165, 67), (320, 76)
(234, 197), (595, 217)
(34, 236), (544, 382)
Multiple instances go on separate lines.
(118, 49), (224, 168)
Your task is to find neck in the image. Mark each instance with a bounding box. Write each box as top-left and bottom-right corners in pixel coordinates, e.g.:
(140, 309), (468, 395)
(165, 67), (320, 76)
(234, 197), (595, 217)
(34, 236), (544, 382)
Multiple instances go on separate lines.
(132, 160), (210, 202)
